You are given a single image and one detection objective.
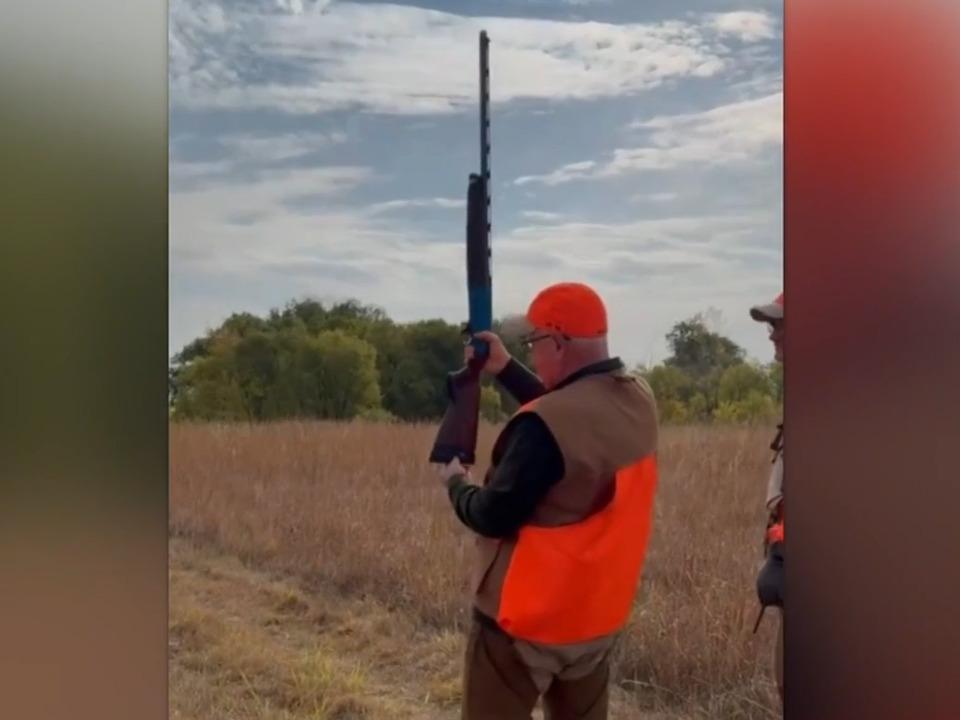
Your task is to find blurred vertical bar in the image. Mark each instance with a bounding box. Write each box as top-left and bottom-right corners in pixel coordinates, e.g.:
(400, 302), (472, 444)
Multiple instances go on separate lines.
(787, 0), (960, 717)
(0, 1), (167, 719)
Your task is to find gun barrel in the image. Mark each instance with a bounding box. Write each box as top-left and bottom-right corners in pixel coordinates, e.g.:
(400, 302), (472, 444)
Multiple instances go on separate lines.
(467, 31), (492, 347)
(480, 30), (490, 188)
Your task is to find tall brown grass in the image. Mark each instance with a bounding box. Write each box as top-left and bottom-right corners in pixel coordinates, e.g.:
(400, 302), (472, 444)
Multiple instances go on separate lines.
(170, 420), (781, 717)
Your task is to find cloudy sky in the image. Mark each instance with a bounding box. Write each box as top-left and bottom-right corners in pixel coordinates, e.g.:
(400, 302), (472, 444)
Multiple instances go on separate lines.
(169, 0), (782, 366)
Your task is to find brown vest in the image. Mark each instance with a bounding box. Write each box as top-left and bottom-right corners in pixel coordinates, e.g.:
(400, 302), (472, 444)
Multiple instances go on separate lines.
(471, 366), (659, 644)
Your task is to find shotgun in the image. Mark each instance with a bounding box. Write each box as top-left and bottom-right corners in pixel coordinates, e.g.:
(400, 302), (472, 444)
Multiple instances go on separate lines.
(428, 30), (492, 465)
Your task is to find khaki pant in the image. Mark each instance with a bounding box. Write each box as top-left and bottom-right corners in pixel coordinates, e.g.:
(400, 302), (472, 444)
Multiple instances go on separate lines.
(461, 620), (610, 720)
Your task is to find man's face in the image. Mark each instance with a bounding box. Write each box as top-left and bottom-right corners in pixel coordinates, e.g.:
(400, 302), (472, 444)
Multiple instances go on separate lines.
(768, 319), (784, 362)
(526, 331), (565, 388)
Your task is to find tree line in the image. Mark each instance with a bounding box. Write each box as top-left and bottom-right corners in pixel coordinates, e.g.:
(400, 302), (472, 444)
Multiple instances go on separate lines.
(169, 299), (781, 424)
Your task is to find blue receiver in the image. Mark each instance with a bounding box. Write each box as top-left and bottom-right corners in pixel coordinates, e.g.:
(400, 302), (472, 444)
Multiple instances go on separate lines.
(468, 285), (492, 359)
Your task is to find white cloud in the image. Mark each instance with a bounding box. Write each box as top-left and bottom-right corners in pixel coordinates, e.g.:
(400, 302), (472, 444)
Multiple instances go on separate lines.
(178, 163), (371, 205)
(502, 214), (773, 260)
(514, 91), (781, 184)
(366, 197), (466, 215)
(170, 163), (374, 274)
(521, 0), (615, 5)
(169, 162), (467, 324)
(729, 71), (783, 100)
(521, 210), (565, 222)
(707, 11), (777, 43)
(168, 129), (350, 192)
(489, 214), (778, 301)
(169, 159), (235, 183)
(276, 0), (304, 14)
(216, 131), (347, 164)
(632, 192), (679, 203)
(515, 160), (596, 186)
(168, 2), (780, 116)
(626, 90), (781, 151)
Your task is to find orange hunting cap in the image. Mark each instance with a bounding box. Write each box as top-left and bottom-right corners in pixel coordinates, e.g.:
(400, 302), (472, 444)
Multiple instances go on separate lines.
(503, 282), (608, 339)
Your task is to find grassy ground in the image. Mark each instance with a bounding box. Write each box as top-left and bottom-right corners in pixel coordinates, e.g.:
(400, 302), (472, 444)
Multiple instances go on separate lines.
(169, 537), (462, 720)
(170, 420), (782, 719)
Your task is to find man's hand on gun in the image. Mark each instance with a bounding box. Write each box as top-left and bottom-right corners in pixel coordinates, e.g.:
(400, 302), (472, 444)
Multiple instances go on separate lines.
(436, 455), (470, 486)
(465, 331), (511, 375)
(432, 332), (510, 484)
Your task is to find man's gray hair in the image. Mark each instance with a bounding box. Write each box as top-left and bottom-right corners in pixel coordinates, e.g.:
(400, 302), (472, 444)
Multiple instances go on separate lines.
(565, 335), (607, 350)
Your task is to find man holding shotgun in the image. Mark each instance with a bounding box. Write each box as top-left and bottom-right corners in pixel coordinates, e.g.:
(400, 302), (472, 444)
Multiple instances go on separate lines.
(436, 282), (660, 720)
(427, 32), (659, 718)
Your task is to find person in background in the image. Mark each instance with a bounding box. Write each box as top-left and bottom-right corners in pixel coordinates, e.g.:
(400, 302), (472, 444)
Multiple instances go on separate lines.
(749, 291), (784, 706)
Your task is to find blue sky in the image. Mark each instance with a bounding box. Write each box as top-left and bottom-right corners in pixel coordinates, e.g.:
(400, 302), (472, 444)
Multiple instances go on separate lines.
(169, 0), (782, 365)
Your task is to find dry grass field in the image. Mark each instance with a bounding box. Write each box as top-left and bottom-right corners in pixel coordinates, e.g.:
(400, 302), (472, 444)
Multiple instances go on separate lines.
(170, 420), (782, 719)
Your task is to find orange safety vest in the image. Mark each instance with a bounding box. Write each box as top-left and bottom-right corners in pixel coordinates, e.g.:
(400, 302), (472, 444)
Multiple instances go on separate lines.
(766, 513), (784, 544)
(488, 393), (658, 646)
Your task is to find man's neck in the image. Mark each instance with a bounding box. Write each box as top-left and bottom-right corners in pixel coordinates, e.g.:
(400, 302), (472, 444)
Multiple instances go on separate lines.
(553, 356), (623, 391)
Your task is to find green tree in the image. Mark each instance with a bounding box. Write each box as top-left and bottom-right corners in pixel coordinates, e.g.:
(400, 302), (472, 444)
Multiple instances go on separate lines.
(717, 363), (773, 405)
(657, 398), (690, 423)
(688, 392), (708, 421)
(665, 315), (745, 379)
(768, 362), (783, 403)
(265, 298), (385, 337)
(291, 330), (382, 419)
(713, 390), (778, 424)
(357, 407), (398, 423)
(712, 363), (779, 424)
(221, 311), (270, 337)
(480, 383), (505, 423)
(232, 330), (278, 419)
(381, 320), (463, 420)
(171, 333), (247, 420)
(643, 365), (695, 405)
(170, 297), (786, 426)
(660, 314), (749, 417)
(172, 322), (383, 421)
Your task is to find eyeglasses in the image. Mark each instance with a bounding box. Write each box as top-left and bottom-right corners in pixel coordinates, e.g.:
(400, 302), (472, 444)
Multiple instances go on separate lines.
(520, 333), (552, 348)
(520, 332), (570, 348)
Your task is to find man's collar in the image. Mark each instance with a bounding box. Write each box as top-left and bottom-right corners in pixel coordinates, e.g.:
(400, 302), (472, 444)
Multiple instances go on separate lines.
(554, 357), (624, 392)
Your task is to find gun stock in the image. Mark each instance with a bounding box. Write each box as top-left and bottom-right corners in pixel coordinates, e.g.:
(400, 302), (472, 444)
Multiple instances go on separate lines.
(429, 30), (492, 466)
(428, 359), (483, 465)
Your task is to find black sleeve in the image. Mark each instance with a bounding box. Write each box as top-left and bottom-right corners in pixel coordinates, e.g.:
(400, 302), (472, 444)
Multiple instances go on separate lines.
(495, 358), (547, 405)
(445, 414), (564, 538)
